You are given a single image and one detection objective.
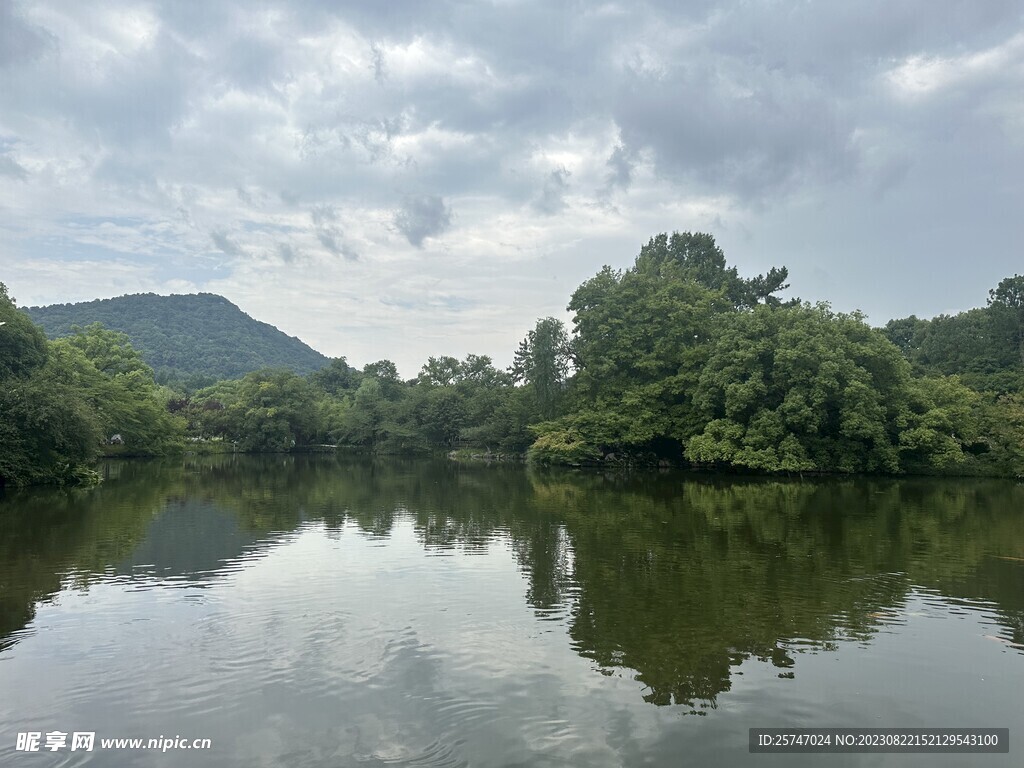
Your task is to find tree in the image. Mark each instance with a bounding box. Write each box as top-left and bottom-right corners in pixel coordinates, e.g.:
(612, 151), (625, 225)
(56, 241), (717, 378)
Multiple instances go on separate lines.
(53, 325), (184, 453)
(882, 316), (926, 358)
(683, 303), (976, 474)
(457, 354), (511, 388)
(898, 376), (982, 472)
(0, 282), (48, 379)
(634, 232), (791, 308)
(225, 370), (323, 451)
(0, 287), (104, 484)
(883, 275), (1024, 395)
(62, 322), (153, 377)
(418, 356), (461, 387)
(989, 274), (1024, 367)
(409, 386), (466, 448)
(362, 359), (405, 401)
(511, 317), (572, 420)
(310, 357), (362, 396)
(0, 344), (104, 486)
(563, 246), (735, 457)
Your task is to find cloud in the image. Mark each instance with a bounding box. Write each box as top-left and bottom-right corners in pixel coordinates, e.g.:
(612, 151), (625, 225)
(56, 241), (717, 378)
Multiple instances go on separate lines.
(277, 242), (300, 262)
(0, 153), (28, 180)
(310, 205), (358, 260)
(604, 145), (633, 193)
(394, 195), (452, 247)
(369, 41), (387, 84)
(0, 0), (53, 66)
(0, 0), (1022, 375)
(534, 167), (572, 215)
(885, 32), (1024, 99)
(316, 229), (358, 261)
(611, 62), (859, 201)
(210, 231), (247, 258)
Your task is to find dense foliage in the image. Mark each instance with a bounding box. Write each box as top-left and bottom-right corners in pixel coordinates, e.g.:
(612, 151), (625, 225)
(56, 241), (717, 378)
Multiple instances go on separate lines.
(1, 286), (184, 486)
(528, 233), (1023, 475)
(24, 292), (329, 388)
(5, 232), (1024, 484)
(882, 275), (1024, 394)
(181, 353), (537, 456)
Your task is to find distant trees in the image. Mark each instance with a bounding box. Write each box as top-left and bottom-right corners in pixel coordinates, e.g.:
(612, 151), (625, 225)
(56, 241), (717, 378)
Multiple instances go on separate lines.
(308, 356), (361, 396)
(884, 275), (1024, 394)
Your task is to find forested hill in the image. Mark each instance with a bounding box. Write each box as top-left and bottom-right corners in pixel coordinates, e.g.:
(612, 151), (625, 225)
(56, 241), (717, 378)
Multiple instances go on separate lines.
(24, 293), (329, 387)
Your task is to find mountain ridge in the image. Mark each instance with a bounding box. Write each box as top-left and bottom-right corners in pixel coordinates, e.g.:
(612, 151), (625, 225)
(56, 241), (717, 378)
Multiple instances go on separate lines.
(24, 292), (330, 388)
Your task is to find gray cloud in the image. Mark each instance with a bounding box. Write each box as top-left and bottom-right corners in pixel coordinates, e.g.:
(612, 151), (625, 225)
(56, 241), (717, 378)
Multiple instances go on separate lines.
(0, 153), (27, 180)
(311, 205), (358, 260)
(0, 0), (53, 67)
(612, 62), (858, 201)
(369, 42), (387, 84)
(310, 205), (337, 229)
(277, 242), (299, 262)
(534, 167), (571, 215)
(316, 229), (358, 261)
(210, 231), (246, 258)
(606, 146), (632, 190)
(395, 195), (452, 247)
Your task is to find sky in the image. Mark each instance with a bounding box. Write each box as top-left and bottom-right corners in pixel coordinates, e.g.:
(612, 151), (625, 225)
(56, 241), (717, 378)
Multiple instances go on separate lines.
(1, 1), (1022, 376)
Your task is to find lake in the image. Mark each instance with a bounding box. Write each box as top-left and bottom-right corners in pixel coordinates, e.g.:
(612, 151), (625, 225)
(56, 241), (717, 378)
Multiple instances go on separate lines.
(0, 455), (1021, 766)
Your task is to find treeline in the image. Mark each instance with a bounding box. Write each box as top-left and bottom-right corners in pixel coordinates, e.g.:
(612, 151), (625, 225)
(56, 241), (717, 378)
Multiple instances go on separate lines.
(530, 234), (1024, 475)
(883, 277), (1024, 394)
(178, 353), (538, 455)
(1, 284), (183, 486)
(4, 232), (1024, 485)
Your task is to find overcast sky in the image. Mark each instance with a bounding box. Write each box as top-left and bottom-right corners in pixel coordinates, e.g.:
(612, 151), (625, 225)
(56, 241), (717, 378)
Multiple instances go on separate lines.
(1, 1), (1022, 375)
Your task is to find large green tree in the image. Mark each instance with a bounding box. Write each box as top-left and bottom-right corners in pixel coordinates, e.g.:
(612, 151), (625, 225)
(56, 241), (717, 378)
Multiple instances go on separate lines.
(534, 232), (792, 462)
(633, 232), (791, 308)
(0, 283), (48, 378)
(53, 324), (184, 453)
(0, 343), (104, 486)
(226, 370), (324, 451)
(989, 274), (1024, 367)
(0, 285), (103, 484)
(686, 304), (980, 473)
(511, 318), (572, 420)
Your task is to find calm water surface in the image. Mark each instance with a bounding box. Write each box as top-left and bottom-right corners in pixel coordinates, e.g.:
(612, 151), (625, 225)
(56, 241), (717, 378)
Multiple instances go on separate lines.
(1, 456), (1022, 767)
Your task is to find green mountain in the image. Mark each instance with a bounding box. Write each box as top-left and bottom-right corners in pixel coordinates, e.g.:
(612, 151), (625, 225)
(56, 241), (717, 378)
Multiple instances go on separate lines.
(24, 293), (330, 388)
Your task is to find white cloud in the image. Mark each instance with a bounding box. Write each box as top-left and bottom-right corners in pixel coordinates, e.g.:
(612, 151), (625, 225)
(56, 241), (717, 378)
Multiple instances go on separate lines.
(886, 32), (1024, 97)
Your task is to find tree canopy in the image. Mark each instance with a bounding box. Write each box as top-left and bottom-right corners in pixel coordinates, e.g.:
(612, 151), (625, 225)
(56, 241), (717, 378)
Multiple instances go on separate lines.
(1, 286), (184, 486)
